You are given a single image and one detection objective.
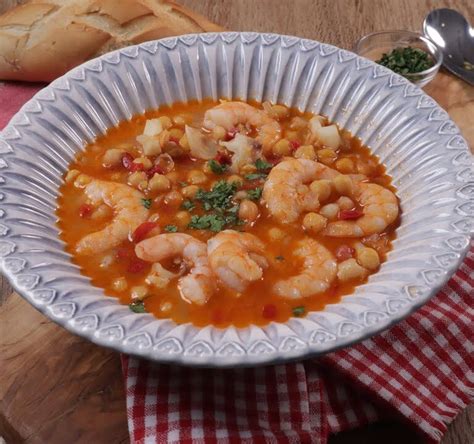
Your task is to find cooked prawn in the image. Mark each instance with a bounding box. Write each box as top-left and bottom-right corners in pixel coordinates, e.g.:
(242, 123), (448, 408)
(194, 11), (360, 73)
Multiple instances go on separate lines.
(324, 183), (399, 237)
(274, 238), (337, 299)
(203, 101), (281, 153)
(75, 176), (149, 255)
(263, 158), (340, 223)
(207, 230), (268, 292)
(135, 233), (214, 305)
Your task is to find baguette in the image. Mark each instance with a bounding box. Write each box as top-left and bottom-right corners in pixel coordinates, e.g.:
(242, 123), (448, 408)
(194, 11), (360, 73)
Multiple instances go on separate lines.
(0, 0), (223, 82)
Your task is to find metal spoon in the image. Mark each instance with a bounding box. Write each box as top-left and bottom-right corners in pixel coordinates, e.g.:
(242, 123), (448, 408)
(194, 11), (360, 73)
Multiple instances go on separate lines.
(423, 8), (474, 85)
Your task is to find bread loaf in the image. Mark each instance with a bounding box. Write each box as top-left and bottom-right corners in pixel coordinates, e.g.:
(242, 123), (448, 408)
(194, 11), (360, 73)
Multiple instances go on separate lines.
(0, 0), (223, 82)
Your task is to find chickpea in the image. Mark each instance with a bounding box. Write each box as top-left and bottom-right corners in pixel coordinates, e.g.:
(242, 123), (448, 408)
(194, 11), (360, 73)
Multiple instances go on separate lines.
(138, 180), (149, 191)
(128, 171), (146, 187)
(182, 185), (199, 199)
(188, 169), (207, 185)
(102, 148), (125, 167)
(238, 199), (259, 222)
(234, 190), (248, 201)
(166, 171), (179, 183)
(356, 160), (376, 176)
(320, 203), (339, 220)
(179, 134), (189, 151)
(294, 145), (316, 160)
(74, 173), (92, 188)
(272, 138), (292, 157)
(317, 148), (337, 165)
(131, 285), (148, 301)
(337, 258), (368, 282)
(309, 180), (332, 202)
(159, 116), (173, 129)
(112, 277), (128, 292)
(212, 125), (227, 140)
(227, 174), (242, 184)
(333, 175), (354, 196)
(175, 210), (191, 227)
(164, 190), (183, 207)
(268, 227), (286, 241)
(356, 247), (380, 270)
(270, 104), (290, 120)
(302, 212), (327, 233)
(289, 116), (308, 130)
(240, 164), (257, 174)
(148, 173), (171, 192)
(65, 169), (80, 184)
(285, 130), (299, 141)
(133, 156), (153, 170)
(173, 115), (188, 126)
(335, 157), (355, 174)
(169, 128), (184, 140)
(336, 196), (355, 210)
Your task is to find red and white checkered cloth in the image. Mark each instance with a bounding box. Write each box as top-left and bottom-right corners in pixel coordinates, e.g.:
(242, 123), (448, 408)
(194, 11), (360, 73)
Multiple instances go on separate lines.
(122, 245), (473, 444)
(1, 82), (472, 444)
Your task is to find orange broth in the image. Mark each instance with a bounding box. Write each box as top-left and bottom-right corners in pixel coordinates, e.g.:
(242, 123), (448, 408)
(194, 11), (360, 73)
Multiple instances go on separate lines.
(56, 99), (399, 327)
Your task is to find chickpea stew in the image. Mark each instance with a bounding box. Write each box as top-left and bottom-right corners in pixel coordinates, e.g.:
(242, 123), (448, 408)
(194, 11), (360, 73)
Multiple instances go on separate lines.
(57, 99), (400, 327)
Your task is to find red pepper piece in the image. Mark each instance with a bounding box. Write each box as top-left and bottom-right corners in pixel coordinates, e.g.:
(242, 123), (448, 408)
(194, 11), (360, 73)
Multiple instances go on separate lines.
(262, 304), (278, 320)
(146, 164), (164, 178)
(335, 245), (355, 261)
(132, 221), (158, 243)
(127, 258), (148, 273)
(289, 140), (301, 151)
(339, 209), (364, 220)
(122, 153), (144, 172)
(224, 127), (238, 141)
(215, 151), (232, 165)
(79, 204), (93, 218)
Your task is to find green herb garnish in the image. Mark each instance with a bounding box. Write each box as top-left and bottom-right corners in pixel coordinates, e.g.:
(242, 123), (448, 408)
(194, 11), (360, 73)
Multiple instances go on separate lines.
(245, 173), (268, 181)
(164, 224), (178, 233)
(208, 159), (229, 175)
(275, 255), (285, 261)
(255, 158), (272, 171)
(292, 306), (306, 317)
(247, 187), (263, 201)
(376, 46), (434, 76)
(195, 181), (238, 212)
(181, 200), (195, 211)
(188, 214), (226, 232)
(141, 198), (152, 209)
(129, 301), (147, 313)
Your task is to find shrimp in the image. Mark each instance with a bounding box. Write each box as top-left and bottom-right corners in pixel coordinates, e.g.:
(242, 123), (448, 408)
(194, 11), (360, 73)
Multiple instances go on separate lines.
(135, 233), (214, 305)
(207, 230), (268, 292)
(203, 101), (281, 153)
(263, 158), (341, 223)
(274, 238), (337, 299)
(75, 176), (149, 255)
(323, 182), (399, 237)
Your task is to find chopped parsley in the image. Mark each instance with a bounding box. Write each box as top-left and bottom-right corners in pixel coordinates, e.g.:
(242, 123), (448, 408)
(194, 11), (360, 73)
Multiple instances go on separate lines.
(275, 255), (285, 261)
(292, 306), (306, 317)
(376, 47), (434, 76)
(129, 301), (147, 313)
(141, 198), (152, 209)
(164, 224), (178, 232)
(181, 200), (195, 211)
(208, 159), (228, 174)
(247, 187), (263, 201)
(255, 158), (272, 171)
(245, 173), (268, 181)
(187, 181), (243, 232)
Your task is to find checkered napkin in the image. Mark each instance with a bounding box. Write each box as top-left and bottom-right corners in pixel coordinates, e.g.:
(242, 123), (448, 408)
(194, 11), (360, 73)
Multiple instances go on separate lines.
(1, 82), (472, 444)
(122, 244), (473, 444)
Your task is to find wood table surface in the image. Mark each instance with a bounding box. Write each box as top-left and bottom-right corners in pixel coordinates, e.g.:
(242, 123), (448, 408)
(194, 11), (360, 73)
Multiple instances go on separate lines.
(1, 0), (473, 443)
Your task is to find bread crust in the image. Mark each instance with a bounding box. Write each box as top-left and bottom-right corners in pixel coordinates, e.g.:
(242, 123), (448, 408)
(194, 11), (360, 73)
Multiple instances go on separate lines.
(0, 0), (223, 82)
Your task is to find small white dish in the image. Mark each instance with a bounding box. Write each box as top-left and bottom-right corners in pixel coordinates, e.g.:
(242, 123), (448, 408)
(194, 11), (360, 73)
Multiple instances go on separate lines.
(0, 33), (472, 367)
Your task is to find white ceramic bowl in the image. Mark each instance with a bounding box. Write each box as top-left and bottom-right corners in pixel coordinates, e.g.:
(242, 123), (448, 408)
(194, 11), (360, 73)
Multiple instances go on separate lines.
(1, 33), (472, 367)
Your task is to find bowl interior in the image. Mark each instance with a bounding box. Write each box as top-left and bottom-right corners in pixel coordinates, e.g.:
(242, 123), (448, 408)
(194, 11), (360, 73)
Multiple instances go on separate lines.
(0, 33), (471, 366)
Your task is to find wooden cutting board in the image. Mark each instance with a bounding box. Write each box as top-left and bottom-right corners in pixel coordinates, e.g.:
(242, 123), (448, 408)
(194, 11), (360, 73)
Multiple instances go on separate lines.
(1, 1), (473, 443)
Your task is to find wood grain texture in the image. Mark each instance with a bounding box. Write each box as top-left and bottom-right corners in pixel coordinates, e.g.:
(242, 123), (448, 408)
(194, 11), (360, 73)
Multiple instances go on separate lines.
(1, 0), (473, 442)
